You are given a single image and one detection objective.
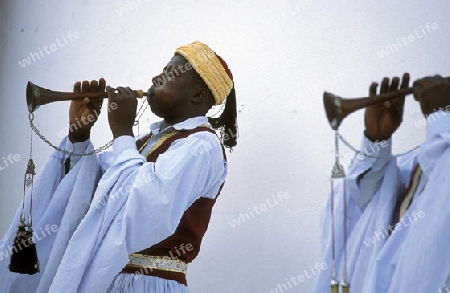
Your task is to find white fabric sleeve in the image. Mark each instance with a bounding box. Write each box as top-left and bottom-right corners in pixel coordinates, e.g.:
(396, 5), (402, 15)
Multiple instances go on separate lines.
(47, 132), (227, 292)
(0, 137), (100, 293)
(381, 111), (450, 292)
(113, 135), (137, 159)
(313, 134), (394, 293)
(64, 138), (91, 170)
(347, 135), (393, 210)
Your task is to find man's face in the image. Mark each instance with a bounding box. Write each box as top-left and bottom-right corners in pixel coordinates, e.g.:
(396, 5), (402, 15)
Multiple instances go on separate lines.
(148, 54), (196, 121)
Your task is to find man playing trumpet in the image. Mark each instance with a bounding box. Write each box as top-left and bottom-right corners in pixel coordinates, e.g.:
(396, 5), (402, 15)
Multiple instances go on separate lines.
(0, 41), (237, 293)
(314, 74), (450, 292)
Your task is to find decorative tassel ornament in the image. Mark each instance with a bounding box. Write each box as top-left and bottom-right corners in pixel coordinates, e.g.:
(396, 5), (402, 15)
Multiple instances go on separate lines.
(9, 114), (40, 275)
(330, 131), (350, 292)
(8, 221), (39, 274)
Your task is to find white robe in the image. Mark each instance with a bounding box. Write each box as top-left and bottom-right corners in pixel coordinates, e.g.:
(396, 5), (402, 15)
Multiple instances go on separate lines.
(0, 116), (227, 293)
(314, 110), (450, 293)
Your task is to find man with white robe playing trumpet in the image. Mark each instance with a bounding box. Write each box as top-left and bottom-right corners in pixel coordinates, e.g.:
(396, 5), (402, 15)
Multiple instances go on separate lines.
(314, 74), (450, 292)
(0, 41), (237, 293)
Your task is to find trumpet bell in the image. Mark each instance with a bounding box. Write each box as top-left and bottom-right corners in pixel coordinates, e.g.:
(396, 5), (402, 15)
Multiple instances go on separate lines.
(26, 81), (71, 113)
(26, 82), (41, 113)
(323, 92), (345, 131)
(26, 81), (82, 113)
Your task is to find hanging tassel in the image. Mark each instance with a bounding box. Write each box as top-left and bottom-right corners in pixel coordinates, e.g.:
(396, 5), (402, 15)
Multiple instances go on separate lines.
(330, 131), (347, 292)
(9, 139), (40, 275)
(8, 221), (40, 274)
(341, 282), (350, 293)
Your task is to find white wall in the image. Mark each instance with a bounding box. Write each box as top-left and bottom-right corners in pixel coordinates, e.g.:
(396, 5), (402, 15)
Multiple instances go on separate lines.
(0, 0), (449, 292)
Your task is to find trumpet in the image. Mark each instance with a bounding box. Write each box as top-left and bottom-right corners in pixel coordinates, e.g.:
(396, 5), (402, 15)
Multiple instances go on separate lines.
(323, 87), (414, 130)
(26, 81), (148, 113)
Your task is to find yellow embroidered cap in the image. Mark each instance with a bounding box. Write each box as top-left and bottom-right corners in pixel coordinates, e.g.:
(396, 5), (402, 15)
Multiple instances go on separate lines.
(175, 41), (233, 105)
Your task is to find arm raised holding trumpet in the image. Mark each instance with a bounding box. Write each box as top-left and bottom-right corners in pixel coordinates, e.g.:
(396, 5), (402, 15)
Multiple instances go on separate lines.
(323, 73), (450, 132)
(67, 78), (143, 141)
(315, 74), (450, 293)
(365, 74), (450, 141)
(27, 77), (148, 142)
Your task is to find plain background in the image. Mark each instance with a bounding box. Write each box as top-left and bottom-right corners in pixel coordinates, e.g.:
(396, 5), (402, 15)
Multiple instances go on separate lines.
(0, 1), (449, 292)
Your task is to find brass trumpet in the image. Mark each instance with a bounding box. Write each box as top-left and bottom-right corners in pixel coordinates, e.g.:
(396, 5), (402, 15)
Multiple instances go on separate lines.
(26, 81), (147, 113)
(323, 87), (414, 130)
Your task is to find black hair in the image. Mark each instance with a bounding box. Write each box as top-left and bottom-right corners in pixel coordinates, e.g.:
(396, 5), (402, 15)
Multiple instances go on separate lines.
(208, 86), (237, 150)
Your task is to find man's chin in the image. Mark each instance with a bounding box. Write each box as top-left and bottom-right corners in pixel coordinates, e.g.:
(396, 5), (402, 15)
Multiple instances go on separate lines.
(149, 105), (164, 119)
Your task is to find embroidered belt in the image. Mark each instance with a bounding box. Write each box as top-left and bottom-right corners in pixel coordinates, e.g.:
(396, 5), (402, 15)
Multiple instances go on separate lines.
(125, 253), (188, 275)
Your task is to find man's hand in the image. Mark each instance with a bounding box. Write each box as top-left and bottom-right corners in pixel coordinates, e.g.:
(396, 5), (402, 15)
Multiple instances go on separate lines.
(413, 75), (450, 116)
(68, 78), (105, 143)
(364, 73), (410, 141)
(107, 86), (137, 139)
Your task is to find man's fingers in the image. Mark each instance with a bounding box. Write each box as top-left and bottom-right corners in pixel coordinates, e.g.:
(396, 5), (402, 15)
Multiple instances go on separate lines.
(400, 73), (410, 89)
(116, 86), (135, 98)
(90, 80), (99, 92)
(116, 86), (126, 95)
(126, 87), (134, 96)
(389, 76), (404, 109)
(414, 75), (440, 89)
(369, 82), (378, 97)
(413, 76), (434, 100)
(106, 86), (115, 98)
(74, 81), (81, 93)
(390, 77), (400, 92)
(391, 73), (409, 108)
(98, 78), (106, 92)
(380, 77), (389, 94)
(89, 98), (103, 109)
(81, 80), (90, 93)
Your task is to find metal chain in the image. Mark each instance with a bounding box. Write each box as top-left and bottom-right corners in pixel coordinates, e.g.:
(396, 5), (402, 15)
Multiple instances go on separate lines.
(135, 99), (149, 123)
(134, 99), (149, 136)
(29, 113), (113, 157)
(29, 114), (34, 160)
(29, 95), (151, 157)
(337, 132), (420, 159)
(27, 117), (34, 227)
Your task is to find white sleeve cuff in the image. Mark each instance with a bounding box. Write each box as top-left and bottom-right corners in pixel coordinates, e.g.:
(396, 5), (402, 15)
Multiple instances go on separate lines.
(72, 140), (91, 154)
(426, 110), (450, 141)
(347, 134), (392, 177)
(62, 137), (91, 169)
(113, 135), (138, 159)
(358, 135), (392, 160)
(64, 138), (90, 155)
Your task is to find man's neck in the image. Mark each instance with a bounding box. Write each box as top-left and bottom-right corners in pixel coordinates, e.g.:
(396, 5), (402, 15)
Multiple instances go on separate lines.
(159, 120), (171, 132)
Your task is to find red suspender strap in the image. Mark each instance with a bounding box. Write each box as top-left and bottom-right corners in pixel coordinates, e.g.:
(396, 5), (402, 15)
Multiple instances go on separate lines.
(145, 126), (223, 162)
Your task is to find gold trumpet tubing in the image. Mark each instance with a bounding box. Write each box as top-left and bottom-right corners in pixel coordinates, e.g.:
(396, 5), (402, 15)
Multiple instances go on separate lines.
(26, 81), (147, 113)
(323, 87), (414, 130)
